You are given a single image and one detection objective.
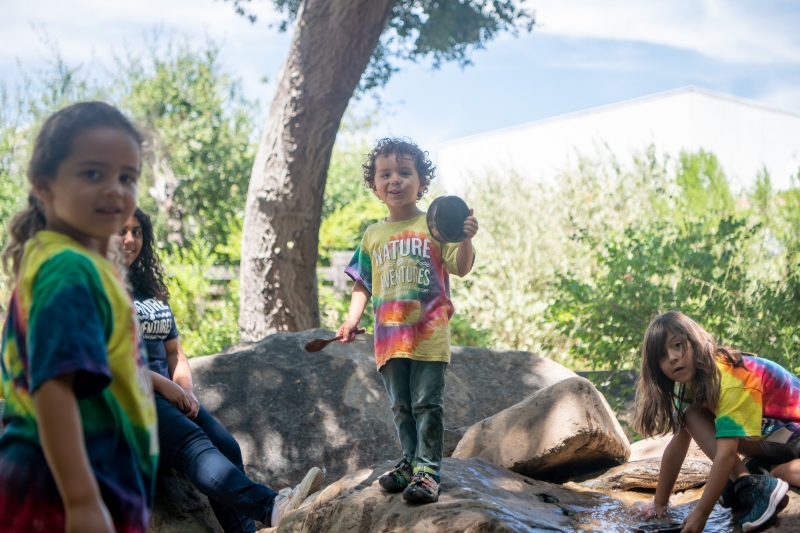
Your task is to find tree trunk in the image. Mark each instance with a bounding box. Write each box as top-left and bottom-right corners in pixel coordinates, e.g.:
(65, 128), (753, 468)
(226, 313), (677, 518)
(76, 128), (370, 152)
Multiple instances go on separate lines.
(239, 0), (394, 341)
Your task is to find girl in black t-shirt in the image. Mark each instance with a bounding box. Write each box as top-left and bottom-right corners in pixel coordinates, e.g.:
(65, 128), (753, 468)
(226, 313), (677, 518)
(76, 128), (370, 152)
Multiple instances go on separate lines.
(117, 208), (322, 532)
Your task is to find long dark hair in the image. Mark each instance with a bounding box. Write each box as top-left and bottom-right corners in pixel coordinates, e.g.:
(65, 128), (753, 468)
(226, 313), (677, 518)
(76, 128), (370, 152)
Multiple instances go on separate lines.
(128, 208), (169, 301)
(2, 102), (143, 278)
(634, 311), (750, 438)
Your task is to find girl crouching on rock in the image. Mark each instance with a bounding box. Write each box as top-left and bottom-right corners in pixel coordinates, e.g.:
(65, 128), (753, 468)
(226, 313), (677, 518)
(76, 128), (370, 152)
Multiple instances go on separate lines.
(633, 311), (799, 533)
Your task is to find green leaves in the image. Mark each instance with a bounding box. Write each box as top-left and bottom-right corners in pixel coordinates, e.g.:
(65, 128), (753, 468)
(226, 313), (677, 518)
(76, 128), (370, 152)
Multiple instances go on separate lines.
(117, 39), (257, 259)
(549, 156), (800, 375)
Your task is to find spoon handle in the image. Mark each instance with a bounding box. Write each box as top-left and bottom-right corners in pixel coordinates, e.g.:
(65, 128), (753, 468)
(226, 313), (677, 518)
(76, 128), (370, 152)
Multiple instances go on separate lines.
(322, 328), (367, 347)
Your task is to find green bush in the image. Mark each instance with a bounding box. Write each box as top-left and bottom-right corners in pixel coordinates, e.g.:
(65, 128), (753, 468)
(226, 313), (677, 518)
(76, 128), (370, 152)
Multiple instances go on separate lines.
(161, 240), (240, 357)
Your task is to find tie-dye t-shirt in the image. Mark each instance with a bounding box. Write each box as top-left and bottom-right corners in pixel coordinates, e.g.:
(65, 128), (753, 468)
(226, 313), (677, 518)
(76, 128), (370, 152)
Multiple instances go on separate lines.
(682, 355), (800, 439)
(345, 214), (464, 369)
(0, 231), (158, 533)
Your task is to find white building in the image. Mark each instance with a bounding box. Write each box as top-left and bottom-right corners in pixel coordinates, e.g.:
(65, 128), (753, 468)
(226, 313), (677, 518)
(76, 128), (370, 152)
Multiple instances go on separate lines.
(437, 86), (800, 193)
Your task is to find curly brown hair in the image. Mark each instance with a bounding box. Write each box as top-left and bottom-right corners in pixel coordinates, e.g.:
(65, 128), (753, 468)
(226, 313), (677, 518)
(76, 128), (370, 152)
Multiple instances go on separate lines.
(362, 138), (435, 199)
(128, 208), (170, 302)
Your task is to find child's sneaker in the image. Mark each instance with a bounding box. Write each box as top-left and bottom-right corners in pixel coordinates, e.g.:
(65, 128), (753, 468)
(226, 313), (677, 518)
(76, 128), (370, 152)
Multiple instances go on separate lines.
(271, 467), (324, 527)
(735, 474), (790, 532)
(379, 458), (414, 493)
(402, 470), (440, 504)
(718, 479), (740, 511)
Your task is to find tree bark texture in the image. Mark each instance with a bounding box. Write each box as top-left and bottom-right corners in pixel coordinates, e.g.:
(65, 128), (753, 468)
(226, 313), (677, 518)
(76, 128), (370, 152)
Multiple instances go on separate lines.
(239, 0), (394, 341)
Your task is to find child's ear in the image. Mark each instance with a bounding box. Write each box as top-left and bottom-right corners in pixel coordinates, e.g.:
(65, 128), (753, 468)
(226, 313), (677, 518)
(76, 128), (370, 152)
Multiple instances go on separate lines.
(32, 180), (53, 204)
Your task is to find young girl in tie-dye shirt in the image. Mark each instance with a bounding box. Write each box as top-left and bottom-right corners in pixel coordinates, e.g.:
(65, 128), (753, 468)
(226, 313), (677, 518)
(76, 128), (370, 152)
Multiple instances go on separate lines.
(0, 102), (157, 533)
(337, 138), (478, 504)
(632, 312), (799, 533)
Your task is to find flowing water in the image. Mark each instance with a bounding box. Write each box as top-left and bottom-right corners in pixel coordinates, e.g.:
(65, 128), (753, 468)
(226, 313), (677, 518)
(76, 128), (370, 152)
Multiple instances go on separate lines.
(566, 486), (736, 533)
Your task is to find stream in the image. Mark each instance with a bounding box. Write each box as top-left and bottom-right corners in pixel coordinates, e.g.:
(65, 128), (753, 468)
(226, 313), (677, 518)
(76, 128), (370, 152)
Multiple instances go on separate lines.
(567, 486), (736, 533)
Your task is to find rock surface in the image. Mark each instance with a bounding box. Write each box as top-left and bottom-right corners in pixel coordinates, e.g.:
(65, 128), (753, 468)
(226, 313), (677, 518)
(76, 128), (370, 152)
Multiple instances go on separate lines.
(629, 433), (708, 462)
(452, 376), (630, 481)
(149, 469), (224, 533)
(188, 329), (577, 488)
(276, 457), (613, 533)
(574, 457), (711, 491)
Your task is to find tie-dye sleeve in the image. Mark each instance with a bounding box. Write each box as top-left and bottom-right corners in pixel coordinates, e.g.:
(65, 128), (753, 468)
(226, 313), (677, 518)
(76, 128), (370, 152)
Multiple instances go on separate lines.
(28, 252), (111, 399)
(345, 242), (373, 294)
(715, 385), (762, 438)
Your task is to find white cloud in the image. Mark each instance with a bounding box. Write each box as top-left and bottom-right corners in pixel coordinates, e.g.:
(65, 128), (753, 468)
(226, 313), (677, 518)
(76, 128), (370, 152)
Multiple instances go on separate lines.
(532, 0), (800, 64)
(0, 0), (291, 106)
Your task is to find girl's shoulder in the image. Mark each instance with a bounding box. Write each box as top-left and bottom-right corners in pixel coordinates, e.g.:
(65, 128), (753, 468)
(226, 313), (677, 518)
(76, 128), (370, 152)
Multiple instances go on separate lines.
(19, 231), (124, 315)
(21, 235), (105, 292)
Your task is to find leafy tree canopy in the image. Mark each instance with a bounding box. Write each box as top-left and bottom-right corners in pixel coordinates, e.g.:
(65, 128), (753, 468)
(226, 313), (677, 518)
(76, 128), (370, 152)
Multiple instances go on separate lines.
(225, 0), (535, 92)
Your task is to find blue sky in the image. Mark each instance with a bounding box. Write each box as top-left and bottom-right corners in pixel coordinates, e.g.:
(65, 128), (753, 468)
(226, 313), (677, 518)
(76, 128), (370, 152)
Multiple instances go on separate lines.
(2, 0), (799, 158)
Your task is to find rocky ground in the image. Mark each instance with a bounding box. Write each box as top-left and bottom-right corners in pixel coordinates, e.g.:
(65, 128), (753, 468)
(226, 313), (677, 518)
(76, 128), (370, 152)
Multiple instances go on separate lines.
(143, 330), (798, 533)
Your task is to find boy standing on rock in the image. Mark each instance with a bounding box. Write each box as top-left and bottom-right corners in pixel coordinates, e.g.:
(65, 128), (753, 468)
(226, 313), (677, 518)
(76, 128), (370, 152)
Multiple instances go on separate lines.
(336, 138), (478, 503)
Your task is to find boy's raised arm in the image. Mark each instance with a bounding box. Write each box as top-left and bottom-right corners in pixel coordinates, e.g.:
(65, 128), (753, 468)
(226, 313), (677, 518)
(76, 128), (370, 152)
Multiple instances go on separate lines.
(456, 209), (479, 277)
(338, 281), (371, 343)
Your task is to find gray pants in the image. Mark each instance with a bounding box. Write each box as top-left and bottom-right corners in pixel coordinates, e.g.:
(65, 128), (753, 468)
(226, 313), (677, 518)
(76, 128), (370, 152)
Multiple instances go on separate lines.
(379, 358), (446, 473)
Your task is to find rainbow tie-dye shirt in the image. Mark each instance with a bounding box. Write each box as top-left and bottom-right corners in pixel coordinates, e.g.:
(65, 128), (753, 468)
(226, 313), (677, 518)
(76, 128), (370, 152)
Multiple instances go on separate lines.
(0, 231), (158, 533)
(682, 356), (800, 439)
(345, 214), (463, 369)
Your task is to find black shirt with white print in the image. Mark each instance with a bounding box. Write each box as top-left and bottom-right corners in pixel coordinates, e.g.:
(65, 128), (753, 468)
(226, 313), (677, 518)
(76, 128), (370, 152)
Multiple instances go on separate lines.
(133, 294), (178, 379)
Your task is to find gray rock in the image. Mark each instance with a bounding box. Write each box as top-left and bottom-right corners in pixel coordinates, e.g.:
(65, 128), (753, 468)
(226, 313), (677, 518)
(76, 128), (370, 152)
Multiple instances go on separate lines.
(149, 469), (223, 533)
(275, 457), (609, 533)
(188, 329), (576, 488)
(629, 434), (708, 462)
(452, 376), (630, 481)
(574, 457), (712, 491)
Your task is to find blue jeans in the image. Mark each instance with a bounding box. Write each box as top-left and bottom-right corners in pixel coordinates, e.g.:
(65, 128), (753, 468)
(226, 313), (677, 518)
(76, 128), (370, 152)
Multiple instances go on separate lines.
(379, 359), (446, 473)
(156, 393), (277, 533)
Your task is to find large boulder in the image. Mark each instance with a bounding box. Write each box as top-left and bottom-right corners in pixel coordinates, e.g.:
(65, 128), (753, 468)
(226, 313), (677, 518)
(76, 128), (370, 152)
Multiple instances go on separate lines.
(276, 457), (611, 533)
(274, 457), (746, 533)
(189, 329), (576, 488)
(452, 376), (630, 481)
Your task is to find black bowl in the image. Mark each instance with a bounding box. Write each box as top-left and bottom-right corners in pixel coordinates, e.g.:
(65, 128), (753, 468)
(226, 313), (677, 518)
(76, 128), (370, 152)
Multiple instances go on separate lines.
(427, 196), (470, 243)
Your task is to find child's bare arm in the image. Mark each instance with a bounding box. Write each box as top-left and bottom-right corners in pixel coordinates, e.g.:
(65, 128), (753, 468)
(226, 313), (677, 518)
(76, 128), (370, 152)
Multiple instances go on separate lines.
(682, 437), (740, 533)
(337, 281), (371, 343)
(456, 209), (479, 277)
(654, 429), (691, 508)
(35, 373), (114, 533)
(633, 429), (690, 519)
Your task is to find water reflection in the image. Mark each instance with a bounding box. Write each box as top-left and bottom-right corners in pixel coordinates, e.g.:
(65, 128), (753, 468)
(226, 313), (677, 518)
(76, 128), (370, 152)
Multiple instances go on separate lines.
(566, 488), (735, 533)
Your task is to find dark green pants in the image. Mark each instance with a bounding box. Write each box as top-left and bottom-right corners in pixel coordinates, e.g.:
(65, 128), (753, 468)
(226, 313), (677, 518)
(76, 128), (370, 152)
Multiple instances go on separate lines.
(379, 358), (446, 473)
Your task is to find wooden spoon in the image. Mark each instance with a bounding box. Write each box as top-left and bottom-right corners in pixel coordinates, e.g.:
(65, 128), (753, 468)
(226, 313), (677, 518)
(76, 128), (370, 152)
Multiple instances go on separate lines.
(304, 328), (366, 352)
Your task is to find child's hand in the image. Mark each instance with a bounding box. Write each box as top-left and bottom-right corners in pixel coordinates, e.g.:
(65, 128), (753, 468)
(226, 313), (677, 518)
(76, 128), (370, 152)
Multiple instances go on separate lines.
(66, 499), (114, 533)
(336, 321), (361, 343)
(463, 209), (479, 239)
(630, 499), (667, 520)
(680, 510), (707, 533)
